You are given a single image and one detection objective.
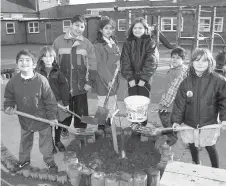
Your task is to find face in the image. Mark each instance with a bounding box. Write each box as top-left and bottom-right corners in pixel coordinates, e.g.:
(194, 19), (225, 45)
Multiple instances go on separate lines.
(100, 24), (114, 39)
(171, 54), (184, 68)
(71, 21), (85, 37)
(193, 55), (209, 75)
(17, 55), (35, 73)
(133, 23), (145, 38)
(42, 51), (55, 67)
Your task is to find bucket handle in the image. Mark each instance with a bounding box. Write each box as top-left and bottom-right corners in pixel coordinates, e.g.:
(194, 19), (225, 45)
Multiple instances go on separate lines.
(124, 84), (150, 100)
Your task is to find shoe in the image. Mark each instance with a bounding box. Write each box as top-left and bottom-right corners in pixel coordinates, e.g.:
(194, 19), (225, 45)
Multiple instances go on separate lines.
(12, 161), (30, 172)
(46, 161), (58, 173)
(61, 129), (69, 139)
(52, 145), (57, 154)
(55, 141), (66, 152)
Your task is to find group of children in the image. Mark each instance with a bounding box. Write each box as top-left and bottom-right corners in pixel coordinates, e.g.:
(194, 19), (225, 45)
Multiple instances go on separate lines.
(3, 13), (226, 173)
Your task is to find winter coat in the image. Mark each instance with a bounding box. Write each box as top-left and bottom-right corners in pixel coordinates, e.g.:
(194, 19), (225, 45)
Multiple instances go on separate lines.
(94, 42), (120, 96)
(36, 61), (70, 106)
(171, 69), (226, 128)
(120, 34), (159, 83)
(4, 73), (57, 131)
(52, 31), (96, 96)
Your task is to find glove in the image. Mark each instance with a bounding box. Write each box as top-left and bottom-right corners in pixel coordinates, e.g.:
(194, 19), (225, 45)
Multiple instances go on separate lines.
(84, 84), (92, 92)
(129, 80), (136, 87)
(4, 107), (16, 115)
(138, 80), (145, 87)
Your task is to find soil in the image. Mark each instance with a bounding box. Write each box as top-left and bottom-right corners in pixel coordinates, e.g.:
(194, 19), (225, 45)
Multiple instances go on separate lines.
(76, 134), (161, 174)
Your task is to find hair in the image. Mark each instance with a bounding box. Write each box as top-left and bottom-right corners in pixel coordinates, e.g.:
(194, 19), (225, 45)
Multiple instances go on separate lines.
(71, 15), (87, 25)
(36, 46), (57, 69)
(95, 16), (117, 44)
(189, 48), (216, 73)
(127, 17), (150, 39)
(171, 47), (186, 60)
(16, 49), (36, 64)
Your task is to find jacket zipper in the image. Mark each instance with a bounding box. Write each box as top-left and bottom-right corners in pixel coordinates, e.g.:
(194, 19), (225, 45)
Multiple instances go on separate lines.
(197, 76), (201, 128)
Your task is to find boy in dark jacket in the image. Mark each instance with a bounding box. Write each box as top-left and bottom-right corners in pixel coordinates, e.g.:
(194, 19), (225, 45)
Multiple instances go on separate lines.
(52, 15), (96, 128)
(36, 46), (71, 153)
(4, 49), (58, 172)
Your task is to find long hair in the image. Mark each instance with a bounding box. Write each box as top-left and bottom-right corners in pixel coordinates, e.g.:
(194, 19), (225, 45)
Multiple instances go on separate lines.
(127, 17), (150, 39)
(189, 48), (216, 73)
(36, 46), (57, 71)
(94, 16), (118, 44)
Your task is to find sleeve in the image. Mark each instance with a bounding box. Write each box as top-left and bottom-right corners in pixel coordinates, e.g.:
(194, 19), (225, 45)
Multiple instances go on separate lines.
(4, 79), (16, 109)
(217, 78), (226, 121)
(41, 78), (57, 120)
(58, 72), (70, 106)
(94, 44), (112, 85)
(140, 40), (159, 81)
(120, 41), (133, 81)
(170, 81), (187, 124)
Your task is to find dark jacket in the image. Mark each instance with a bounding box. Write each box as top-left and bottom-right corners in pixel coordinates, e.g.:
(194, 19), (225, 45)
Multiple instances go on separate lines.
(4, 73), (57, 131)
(120, 34), (159, 82)
(52, 31), (96, 96)
(36, 61), (70, 106)
(171, 69), (226, 128)
(94, 42), (120, 96)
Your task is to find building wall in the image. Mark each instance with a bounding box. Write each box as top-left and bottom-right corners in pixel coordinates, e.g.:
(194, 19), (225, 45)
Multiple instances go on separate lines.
(1, 21), (26, 45)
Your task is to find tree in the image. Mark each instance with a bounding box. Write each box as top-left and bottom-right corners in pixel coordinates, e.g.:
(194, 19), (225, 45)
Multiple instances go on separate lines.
(59, 0), (70, 5)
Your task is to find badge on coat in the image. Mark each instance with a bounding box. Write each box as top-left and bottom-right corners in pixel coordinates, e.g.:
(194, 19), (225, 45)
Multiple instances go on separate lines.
(186, 90), (193, 97)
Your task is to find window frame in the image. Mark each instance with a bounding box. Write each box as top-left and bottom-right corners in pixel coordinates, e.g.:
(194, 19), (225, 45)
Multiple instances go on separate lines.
(6, 22), (15, 34)
(118, 19), (127, 31)
(28, 21), (40, 33)
(63, 20), (71, 33)
(199, 17), (224, 32)
(161, 17), (184, 32)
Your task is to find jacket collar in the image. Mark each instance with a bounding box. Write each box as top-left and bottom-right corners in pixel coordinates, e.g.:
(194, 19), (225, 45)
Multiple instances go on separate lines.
(127, 34), (151, 41)
(37, 61), (59, 73)
(190, 66), (211, 77)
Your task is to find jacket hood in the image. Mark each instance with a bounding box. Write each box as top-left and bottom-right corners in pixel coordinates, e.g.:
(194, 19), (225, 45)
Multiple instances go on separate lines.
(64, 29), (84, 41)
(36, 60), (60, 72)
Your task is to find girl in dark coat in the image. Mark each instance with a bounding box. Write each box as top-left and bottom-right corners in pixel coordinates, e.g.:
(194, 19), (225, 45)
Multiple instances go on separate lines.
(120, 17), (159, 126)
(36, 46), (70, 153)
(171, 48), (226, 168)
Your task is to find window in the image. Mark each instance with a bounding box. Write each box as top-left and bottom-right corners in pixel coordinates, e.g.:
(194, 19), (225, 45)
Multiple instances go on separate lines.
(63, 20), (71, 33)
(28, 22), (39, 33)
(6, 22), (15, 34)
(161, 17), (183, 32)
(118, 19), (126, 31)
(214, 17), (223, 32)
(199, 17), (224, 32)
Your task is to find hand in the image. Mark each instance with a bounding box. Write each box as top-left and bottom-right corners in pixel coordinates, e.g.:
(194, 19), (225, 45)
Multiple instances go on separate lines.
(4, 107), (16, 115)
(221, 121), (226, 130)
(172, 123), (180, 131)
(84, 84), (92, 92)
(50, 119), (58, 129)
(129, 80), (136, 87)
(108, 81), (113, 89)
(115, 60), (120, 69)
(61, 105), (69, 111)
(138, 80), (145, 87)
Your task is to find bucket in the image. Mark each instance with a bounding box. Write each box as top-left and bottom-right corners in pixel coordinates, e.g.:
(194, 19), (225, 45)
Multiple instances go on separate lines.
(124, 95), (150, 122)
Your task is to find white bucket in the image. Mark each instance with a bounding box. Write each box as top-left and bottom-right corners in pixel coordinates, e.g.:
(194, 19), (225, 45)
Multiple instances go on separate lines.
(124, 95), (150, 122)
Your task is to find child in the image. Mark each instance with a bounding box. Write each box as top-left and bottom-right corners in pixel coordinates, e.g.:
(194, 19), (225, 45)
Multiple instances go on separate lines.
(171, 48), (226, 168)
(94, 16), (120, 127)
(36, 46), (70, 153)
(4, 49), (58, 172)
(120, 17), (159, 126)
(159, 47), (188, 145)
(52, 15), (96, 128)
(215, 46), (226, 77)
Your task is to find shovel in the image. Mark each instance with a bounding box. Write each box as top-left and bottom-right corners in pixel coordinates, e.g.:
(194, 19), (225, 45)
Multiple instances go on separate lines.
(57, 104), (99, 125)
(94, 63), (120, 126)
(11, 110), (95, 136)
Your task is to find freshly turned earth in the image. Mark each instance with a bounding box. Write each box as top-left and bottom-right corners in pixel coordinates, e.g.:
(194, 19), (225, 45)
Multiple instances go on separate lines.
(76, 134), (161, 174)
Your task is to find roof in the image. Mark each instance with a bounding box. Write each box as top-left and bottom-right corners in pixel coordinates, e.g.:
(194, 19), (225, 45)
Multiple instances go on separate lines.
(177, 0), (226, 6)
(2, 0), (36, 13)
